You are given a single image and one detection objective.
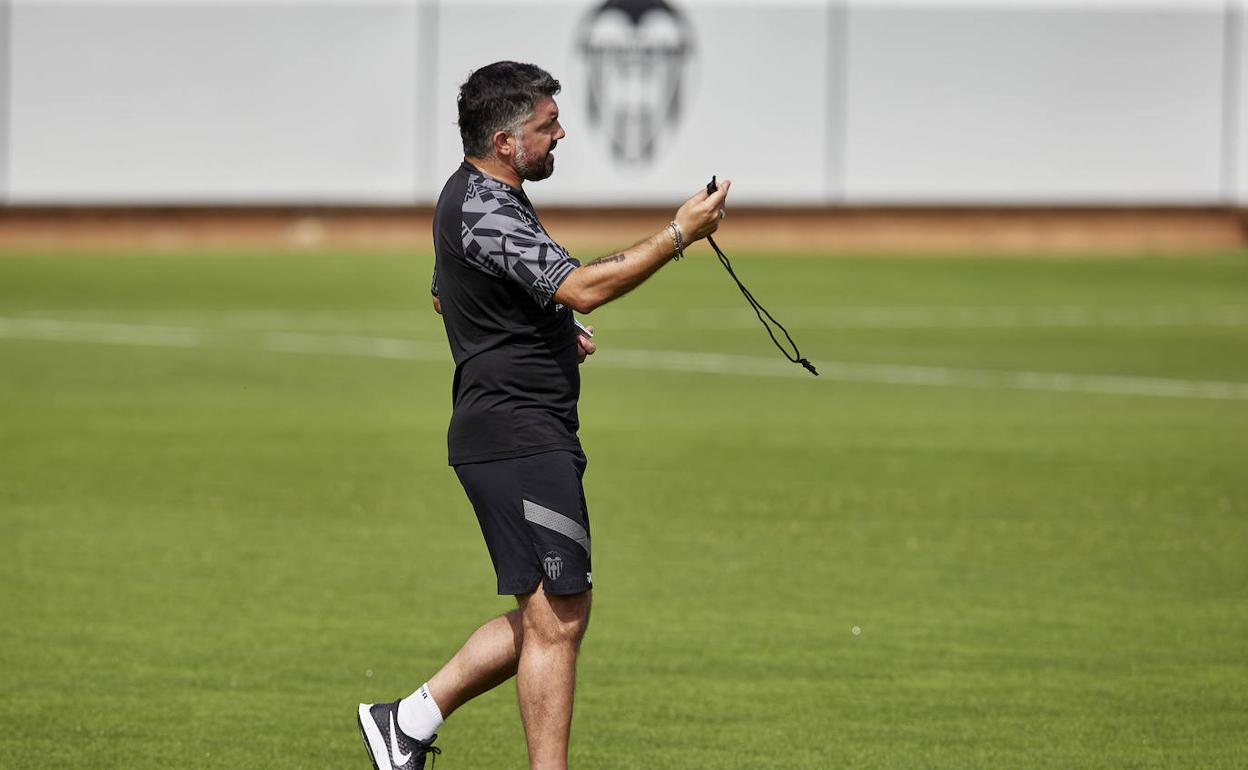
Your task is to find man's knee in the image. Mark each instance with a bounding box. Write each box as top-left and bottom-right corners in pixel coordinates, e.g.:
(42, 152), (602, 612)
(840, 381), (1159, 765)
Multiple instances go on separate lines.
(522, 587), (591, 647)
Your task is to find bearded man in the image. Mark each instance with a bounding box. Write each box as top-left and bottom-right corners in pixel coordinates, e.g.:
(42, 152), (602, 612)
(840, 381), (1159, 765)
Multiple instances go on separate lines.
(358, 60), (730, 770)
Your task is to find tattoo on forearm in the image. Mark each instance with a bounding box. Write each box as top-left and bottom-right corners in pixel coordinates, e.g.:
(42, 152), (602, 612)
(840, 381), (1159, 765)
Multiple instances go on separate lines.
(584, 253), (626, 269)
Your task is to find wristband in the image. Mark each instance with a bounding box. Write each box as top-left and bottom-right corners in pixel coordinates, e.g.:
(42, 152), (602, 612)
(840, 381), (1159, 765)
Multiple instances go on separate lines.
(667, 221), (685, 261)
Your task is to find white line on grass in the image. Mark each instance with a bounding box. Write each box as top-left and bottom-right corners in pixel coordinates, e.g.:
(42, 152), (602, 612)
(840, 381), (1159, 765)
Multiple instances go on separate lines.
(595, 349), (1248, 401)
(0, 317), (204, 348)
(10, 305), (1248, 331)
(2, 316), (1246, 402)
(263, 331), (447, 360)
(600, 306), (1248, 330)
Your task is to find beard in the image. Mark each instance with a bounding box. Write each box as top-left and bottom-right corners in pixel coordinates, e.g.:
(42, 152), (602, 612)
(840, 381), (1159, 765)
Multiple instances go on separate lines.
(515, 141), (556, 182)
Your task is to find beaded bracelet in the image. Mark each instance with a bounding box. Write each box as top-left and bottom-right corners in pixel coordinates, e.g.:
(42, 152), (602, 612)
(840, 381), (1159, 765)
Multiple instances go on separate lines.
(667, 221), (685, 260)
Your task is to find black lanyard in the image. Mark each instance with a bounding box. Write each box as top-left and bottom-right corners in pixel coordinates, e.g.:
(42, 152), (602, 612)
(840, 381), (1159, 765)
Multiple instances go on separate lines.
(706, 176), (818, 377)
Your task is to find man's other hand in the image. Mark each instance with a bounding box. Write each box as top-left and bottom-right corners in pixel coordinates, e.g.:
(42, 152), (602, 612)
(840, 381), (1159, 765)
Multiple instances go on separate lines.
(576, 325), (596, 364)
(433, 295), (443, 314)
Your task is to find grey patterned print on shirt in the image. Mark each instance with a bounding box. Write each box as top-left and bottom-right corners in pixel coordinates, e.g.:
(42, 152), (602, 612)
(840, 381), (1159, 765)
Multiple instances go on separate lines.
(456, 172), (578, 307)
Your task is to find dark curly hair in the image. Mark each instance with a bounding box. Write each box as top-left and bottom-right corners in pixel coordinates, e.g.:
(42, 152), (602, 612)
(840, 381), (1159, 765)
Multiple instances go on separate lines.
(457, 62), (562, 158)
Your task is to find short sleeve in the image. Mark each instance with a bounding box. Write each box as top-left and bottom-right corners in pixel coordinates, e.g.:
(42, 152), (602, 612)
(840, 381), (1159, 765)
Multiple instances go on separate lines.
(460, 185), (579, 307)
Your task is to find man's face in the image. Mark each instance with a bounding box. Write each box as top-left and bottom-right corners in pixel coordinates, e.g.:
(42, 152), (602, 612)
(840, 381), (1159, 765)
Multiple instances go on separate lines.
(512, 97), (565, 182)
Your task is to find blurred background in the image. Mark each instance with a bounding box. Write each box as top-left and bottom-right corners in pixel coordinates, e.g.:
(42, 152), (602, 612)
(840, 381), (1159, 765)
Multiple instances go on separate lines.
(2, 2), (1246, 769)
(0, 0), (1244, 251)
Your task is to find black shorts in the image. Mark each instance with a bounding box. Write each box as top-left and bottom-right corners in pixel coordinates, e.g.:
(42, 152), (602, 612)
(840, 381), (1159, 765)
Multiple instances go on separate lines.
(454, 449), (592, 596)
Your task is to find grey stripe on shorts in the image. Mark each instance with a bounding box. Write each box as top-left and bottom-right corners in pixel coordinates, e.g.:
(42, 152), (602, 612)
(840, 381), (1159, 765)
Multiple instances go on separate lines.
(523, 499), (590, 556)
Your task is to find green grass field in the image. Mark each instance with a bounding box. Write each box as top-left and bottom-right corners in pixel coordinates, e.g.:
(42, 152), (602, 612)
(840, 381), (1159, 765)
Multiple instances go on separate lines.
(2, 249), (1246, 769)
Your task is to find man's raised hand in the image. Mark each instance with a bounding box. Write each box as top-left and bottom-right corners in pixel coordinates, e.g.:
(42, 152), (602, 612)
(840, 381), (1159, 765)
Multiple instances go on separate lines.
(674, 178), (731, 244)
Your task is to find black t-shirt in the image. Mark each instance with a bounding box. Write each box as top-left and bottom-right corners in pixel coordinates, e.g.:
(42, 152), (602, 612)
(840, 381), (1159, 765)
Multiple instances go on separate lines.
(432, 161), (583, 466)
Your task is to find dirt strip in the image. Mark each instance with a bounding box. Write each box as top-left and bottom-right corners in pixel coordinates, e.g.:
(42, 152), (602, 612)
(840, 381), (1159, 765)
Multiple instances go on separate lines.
(0, 206), (1243, 255)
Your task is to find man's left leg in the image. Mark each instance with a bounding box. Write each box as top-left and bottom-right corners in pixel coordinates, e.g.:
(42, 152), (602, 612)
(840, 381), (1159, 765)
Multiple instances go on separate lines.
(516, 582), (591, 770)
(358, 610), (523, 770)
(424, 608), (523, 719)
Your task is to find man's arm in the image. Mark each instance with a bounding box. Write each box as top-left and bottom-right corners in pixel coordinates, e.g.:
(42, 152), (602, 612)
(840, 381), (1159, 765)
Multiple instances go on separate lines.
(553, 180), (731, 314)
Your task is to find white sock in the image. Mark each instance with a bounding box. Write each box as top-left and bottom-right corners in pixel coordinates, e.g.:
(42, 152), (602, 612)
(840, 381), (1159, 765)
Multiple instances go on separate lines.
(397, 683), (444, 741)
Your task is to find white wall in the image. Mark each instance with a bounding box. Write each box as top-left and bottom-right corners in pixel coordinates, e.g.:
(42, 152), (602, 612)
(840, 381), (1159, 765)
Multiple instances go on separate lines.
(843, 2), (1227, 204)
(0, 0), (1242, 206)
(1232, 1), (1248, 203)
(0, 1), (11, 202)
(7, 1), (423, 203)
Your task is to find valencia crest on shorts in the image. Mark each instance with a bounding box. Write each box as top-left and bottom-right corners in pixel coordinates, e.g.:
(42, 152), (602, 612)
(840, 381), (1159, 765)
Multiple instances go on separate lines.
(543, 552), (564, 581)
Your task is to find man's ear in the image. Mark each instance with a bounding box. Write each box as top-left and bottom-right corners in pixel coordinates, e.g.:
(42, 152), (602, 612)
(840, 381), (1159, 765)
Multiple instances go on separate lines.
(491, 130), (514, 160)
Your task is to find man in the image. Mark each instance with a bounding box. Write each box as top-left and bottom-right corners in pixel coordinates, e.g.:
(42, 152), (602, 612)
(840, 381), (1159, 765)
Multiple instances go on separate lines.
(358, 61), (729, 770)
